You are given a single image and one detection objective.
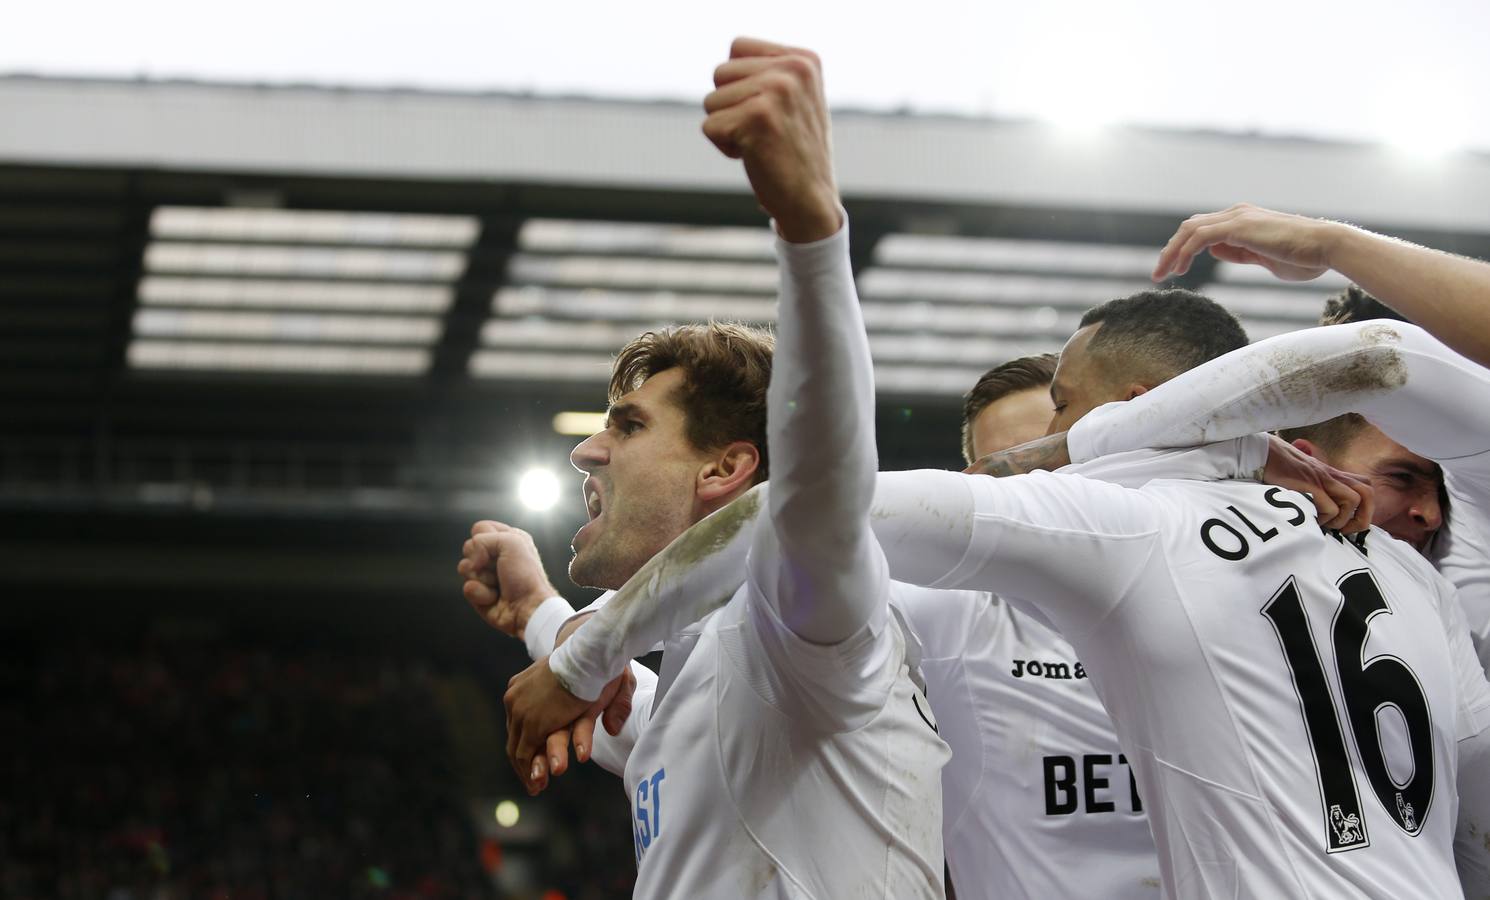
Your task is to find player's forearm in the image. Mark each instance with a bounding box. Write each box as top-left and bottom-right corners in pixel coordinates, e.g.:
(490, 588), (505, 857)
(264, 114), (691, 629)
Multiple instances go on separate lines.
(1327, 224), (1490, 370)
(1068, 321), (1490, 465)
(764, 217), (883, 644)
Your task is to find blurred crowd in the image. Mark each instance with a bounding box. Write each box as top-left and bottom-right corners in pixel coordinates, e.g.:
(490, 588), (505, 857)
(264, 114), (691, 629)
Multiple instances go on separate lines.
(0, 635), (636, 900)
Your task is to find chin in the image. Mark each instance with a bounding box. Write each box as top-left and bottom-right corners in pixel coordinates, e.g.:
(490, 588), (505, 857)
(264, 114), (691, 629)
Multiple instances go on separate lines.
(568, 548), (627, 592)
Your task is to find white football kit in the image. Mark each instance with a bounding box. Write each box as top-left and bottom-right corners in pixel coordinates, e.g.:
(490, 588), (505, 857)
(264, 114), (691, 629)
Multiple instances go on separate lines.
(903, 468), (1490, 899)
(557, 441), (1266, 900)
(557, 461), (1490, 894)
(555, 462), (1490, 898)
(905, 584), (1161, 897)
(872, 443), (1271, 900)
(1065, 319), (1490, 669)
(549, 223), (949, 900)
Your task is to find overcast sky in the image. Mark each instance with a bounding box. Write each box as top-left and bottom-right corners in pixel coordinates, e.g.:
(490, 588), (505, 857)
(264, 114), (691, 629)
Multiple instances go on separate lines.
(7, 0), (1489, 151)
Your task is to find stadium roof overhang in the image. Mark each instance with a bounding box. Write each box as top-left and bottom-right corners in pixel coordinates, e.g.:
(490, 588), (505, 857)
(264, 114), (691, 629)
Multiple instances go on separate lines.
(2, 76), (1488, 536)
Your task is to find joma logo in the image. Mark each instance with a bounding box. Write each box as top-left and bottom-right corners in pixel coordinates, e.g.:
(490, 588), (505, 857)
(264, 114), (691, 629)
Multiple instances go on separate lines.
(1011, 658), (1087, 680)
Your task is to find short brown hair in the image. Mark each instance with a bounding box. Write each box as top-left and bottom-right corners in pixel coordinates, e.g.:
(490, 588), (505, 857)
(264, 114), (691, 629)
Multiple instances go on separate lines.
(1278, 414), (1369, 460)
(609, 322), (775, 481)
(961, 353), (1058, 463)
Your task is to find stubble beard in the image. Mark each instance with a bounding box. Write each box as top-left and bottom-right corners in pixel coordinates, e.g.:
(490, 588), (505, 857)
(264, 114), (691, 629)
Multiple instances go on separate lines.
(568, 538), (629, 591)
(568, 499), (695, 591)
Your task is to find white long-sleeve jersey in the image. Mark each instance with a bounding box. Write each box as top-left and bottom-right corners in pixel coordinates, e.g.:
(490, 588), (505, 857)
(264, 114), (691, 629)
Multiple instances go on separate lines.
(555, 440), (1269, 900)
(560, 466), (1490, 898)
(1066, 319), (1490, 670)
(559, 466), (1490, 893)
(550, 223), (948, 900)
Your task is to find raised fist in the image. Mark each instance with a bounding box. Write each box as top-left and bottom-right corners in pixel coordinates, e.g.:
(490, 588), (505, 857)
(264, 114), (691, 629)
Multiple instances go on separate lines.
(702, 37), (842, 243)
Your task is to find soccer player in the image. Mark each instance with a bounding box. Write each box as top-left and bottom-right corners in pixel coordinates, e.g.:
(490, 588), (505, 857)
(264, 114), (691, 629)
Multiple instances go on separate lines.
(920, 355), (1166, 897)
(509, 284), (1490, 897)
(495, 38), (950, 899)
(1033, 212), (1490, 671)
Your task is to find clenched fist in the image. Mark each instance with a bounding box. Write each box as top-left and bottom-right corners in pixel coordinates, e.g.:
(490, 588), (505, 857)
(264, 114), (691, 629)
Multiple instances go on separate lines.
(458, 520), (560, 639)
(702, 37), (842, 243)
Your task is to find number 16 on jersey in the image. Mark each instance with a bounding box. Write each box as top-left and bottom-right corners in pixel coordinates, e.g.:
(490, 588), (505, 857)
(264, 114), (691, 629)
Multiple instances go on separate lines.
(1262, 569), (1435, 854)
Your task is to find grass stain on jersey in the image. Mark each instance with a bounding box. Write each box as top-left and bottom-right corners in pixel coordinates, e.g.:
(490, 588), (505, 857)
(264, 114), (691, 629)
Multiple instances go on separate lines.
(1264, 324), (1408, 411)
(678, 487), (762, 565)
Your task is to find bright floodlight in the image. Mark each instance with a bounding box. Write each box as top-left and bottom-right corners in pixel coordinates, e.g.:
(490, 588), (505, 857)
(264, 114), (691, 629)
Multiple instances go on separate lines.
(517, 468), (562, 512)
(494, 800), (520, 828)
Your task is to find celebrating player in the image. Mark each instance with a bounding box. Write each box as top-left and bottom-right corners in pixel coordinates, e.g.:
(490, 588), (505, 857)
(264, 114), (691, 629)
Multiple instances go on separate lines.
(496, 38), (950, 899)
(1026, 213), (1490, 675)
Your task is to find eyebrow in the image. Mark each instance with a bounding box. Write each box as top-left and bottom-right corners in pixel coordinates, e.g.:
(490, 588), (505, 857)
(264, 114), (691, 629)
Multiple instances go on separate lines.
(605, 401), (646, 428)
(1381, 457), (1442, 480)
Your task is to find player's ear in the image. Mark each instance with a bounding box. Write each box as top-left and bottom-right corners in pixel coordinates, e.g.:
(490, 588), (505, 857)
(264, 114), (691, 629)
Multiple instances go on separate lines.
(697, 441), (760, 504)
(1291, 438), (1322, 459)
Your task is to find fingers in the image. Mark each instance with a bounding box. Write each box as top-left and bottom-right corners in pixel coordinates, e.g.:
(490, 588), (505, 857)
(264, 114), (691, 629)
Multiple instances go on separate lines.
(702, 61), (815, 155)
(508, 714), (544, 795)
(729, 36), (817, 63)
(1338, 475), (1375, 534)
(462, 537), (489, 571)
(1308, 482), (1342, 529)
(1315, 476), (1359, 531)
(1167, 223), (1230, 279)
(527, 753), (548, 795)
(456, 557), (498, 586)
(1206, 243), (1264, 266)
(704, 71), (779, 115)
(462, 578), (498, 607)
(1153, 207), (1243, 281)
(462, 531), (517, 582)
(603, 668), (636, 736)
(572, 714), (596, 763)
(712, 55), (782, 89)
(701, 102), (755, 160)
(545, 728), (571, 778)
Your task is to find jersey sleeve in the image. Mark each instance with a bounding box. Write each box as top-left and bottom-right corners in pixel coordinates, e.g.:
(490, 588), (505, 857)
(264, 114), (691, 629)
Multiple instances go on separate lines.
(1067, 437), (1269, 488)
(1067, 320), (1490, 470)
(890, 470), (1168, 644)
(1439, 579), (1490, 742)
(524, 595), (579, 660)
(1434, 563), (1490, 892)
(734, 216), (904, 730)
(551, 218), (894, 708)
(748, 217), (887, 645)
(1455, 722), (1490, 895)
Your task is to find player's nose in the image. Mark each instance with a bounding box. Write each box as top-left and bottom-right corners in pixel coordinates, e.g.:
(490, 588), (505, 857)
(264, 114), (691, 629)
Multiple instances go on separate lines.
(570, 431), (609, 473)
(1409, 487), (1443, 533)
